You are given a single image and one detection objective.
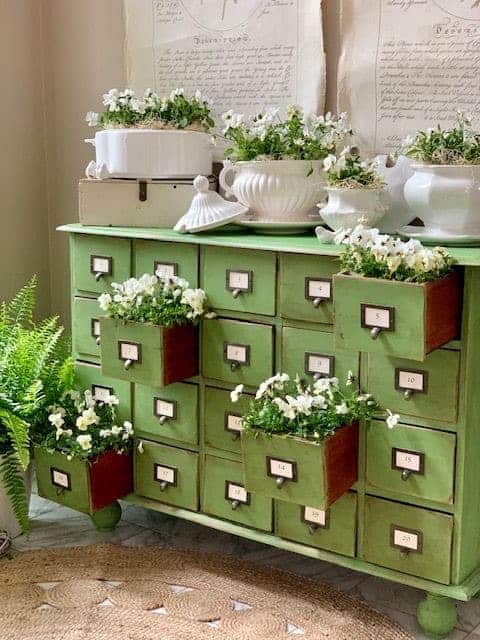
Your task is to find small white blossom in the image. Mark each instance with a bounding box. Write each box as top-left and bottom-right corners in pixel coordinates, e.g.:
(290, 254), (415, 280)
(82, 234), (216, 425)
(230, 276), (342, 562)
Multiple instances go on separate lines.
(76, 434), (92, 451)
(85, 111), (100, 127)
(230, 384), (244, 403)
(386, 410), (400, 429)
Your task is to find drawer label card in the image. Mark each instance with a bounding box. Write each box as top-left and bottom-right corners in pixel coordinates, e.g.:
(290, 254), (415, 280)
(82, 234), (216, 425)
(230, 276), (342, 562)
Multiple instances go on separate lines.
(225, 413), (244, 433)
(154, 262), (178, 278)
(225, 481), (250, 504)
(91, 319), (101, 338)
(154, 464), (177, 486)
(154, 398), (176, 420)
(224, 343), (250, 365)
(50, 468), (71, 490)
(90, 255), (112, 276)
(305, 278), (332, 301)
(395, 368), (428, 393)
(302, 506), (329, 528)
(391, 525), (423, 553)
(267, 457), (297, 481)
(361, 304), (395, 330)
(226, 269), (253, 293)
(392, 448), (425, 474)
(118, 341), (141, 363)
(92, 385), (114, 403)
(305, 353), (334, 377)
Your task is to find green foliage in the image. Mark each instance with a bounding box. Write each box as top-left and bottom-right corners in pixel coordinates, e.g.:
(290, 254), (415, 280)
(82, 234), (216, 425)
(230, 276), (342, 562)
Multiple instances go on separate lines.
(324, 149), (384, 189)
(404, 113), (480, 165)
(0, 277), (72, 533)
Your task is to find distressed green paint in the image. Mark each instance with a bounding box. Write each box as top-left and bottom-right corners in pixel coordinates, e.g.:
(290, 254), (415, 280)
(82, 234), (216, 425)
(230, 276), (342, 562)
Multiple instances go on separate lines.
(365, 420), (456, 506)
(201, 318), (274, 386)
(334, 274), (432, 361)
(201, 245), (276, 316)
(133, 239), (198, 285)
(134, 440), (199, 510)
(204, 386), (252, 455)
(71, 233), (131, 295)
(365, 350), (460, 429)
(35, 446), (92, 514)
(362, 496), (453, 584)
(275, 492), (357, 558)
(134, 382), (199, 446)
(202, 455), (272, 531)
(417, 593), (458, 639)
(279, 253), (339, 324)
(74, 361), (132, 424)
(72, 296), (102, 362)
(281, 326), (359, 387)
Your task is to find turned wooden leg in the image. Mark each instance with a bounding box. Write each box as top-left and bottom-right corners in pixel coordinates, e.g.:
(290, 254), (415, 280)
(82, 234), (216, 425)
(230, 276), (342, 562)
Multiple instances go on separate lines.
(417, 592), (457, 639)
(89, 501), (122, 532)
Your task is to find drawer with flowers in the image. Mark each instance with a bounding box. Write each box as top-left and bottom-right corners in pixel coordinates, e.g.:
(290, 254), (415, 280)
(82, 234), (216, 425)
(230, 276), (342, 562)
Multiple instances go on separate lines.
(74, 361), (131, 425)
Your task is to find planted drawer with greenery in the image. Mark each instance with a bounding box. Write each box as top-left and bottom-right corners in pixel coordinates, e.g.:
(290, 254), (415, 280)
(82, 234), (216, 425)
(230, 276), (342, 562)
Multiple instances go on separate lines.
(134, 382), (198, 446)
(275, 492), (357, 557)
(134, 239), (198, 285)
(365, 421), (456, 506)
(333, 272), (462, 361)
(74, 361), (131, 425)
(202, 455), (272, 531)
(279, 253), (338, 324)
(134, 440), (199, 511)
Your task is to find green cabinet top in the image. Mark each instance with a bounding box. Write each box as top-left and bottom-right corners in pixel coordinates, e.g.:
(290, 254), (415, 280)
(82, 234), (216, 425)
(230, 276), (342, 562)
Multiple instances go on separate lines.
(58, 223), (480, 266)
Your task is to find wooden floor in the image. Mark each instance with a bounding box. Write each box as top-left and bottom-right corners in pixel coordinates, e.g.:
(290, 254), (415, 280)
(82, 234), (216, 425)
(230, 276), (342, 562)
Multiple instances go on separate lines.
(11, 490), (480, 640)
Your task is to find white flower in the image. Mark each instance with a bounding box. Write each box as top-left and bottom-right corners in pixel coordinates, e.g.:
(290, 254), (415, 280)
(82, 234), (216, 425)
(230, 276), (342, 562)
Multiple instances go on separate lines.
(273, 397), (296, 420)
(323, 154), (337, 171)
(386, 410), (400, 429)
(48, 412), (65, 429)
(98, 293), (112, 311)
(123, 421), (134, 434)
(195, 89), (203, 101)
(76, 434), (92, 451)
(346, 371), (354, 386)
(99, 429), (111, 438)
(335, 401), (349, 415)
(131, 98), (147, 114)
(85, 111), (100, 127)
(230, 384), (244, 403)
(169, 87), (184, 99)
(181, 288), (206, 317)
(102, 88), (120, 112)
(137, 440), (144, 454)
(76, 407), (99, 431)
(111, 425), (122, 436)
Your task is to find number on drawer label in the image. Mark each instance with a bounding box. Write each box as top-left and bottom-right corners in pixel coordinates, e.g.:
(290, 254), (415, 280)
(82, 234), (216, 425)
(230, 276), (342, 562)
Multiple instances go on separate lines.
(51, 468), (71, 490)
(154, 464), (177, 486)
(361, 304), (395, 330)
(225, 481), (250, 504)
(267, 457), (297, 481)
(302, 505), (329, 528)
(305, 353), (334, 377)
(224, 343), (250, 365)
(395, 368), (428, 393)
(154, 398), (176, 419)
(305, 278), (332, 301)
(225, 413), (244, 433)
(392, 448), (425, 474)
(226, 269), (252, 293)
(118, 341), (141, 362)
(154, 262), (178, 278)
(391, 525), (423, 553)
(90, 255), (112, 275)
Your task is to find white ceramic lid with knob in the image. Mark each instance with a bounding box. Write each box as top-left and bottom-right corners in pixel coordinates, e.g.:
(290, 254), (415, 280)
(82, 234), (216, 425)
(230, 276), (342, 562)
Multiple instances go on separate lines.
(174, 175), (248, 233)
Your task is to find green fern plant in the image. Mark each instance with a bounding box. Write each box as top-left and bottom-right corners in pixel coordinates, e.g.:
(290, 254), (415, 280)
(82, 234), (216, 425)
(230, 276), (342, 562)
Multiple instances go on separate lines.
(0, 277), (72, 534)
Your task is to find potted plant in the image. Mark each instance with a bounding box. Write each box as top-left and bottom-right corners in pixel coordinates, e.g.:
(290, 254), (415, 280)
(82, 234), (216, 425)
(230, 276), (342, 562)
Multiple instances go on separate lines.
(332, 226), (461, 361)
(403, 112), (480, 235)
(0, 278), (72, 537)
(218, 107), (352, 225)
(35, 389), (134, 531)
(98, 273), (208, 387)
(318, 148), (386, 231)
(237, 374), (383, 509)
(85, 88), (215, 179)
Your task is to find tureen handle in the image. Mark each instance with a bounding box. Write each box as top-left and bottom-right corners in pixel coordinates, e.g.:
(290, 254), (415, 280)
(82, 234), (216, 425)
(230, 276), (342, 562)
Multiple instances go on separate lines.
(219, 164), (237, 198)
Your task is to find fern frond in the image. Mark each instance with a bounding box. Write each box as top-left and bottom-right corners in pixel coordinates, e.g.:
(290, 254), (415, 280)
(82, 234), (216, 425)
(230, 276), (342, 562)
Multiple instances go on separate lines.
(0, 452), (30, 534)
(0, 409), (30, 470)
(5, 276), (37, 327)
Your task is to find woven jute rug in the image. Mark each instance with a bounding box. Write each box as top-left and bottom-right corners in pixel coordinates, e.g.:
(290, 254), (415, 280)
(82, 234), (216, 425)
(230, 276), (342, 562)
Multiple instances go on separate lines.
(0, 543), (413, 640)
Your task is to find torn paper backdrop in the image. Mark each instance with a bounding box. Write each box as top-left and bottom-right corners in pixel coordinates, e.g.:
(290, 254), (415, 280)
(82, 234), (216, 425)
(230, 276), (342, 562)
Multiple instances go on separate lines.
(338, 0), (480, 155)
(124, 0), (325, 119)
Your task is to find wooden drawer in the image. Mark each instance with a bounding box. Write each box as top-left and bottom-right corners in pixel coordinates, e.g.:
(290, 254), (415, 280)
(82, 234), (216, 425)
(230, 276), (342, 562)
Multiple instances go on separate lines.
(365, 350), (459, 428)
(202, 318), (274, 387)
(204, 387), (252, 455)
(134, 441), (199, 511)
(71, 234), (131, 295)
(74, 361), (131, 424)
(282, 327), (359, 387)
(366, 421), (456, 505)
(333, 273), (461, 362)
(72, 297), (102, 362)
(275, 493), (357, 557)
(133, 239), (198, 285)
(201, 246), (276, 316)
(279, 253), (337, 324)
(134, 382), (199, 446)
(362, 496), (453, 584)
(202, 455), (272, 531)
